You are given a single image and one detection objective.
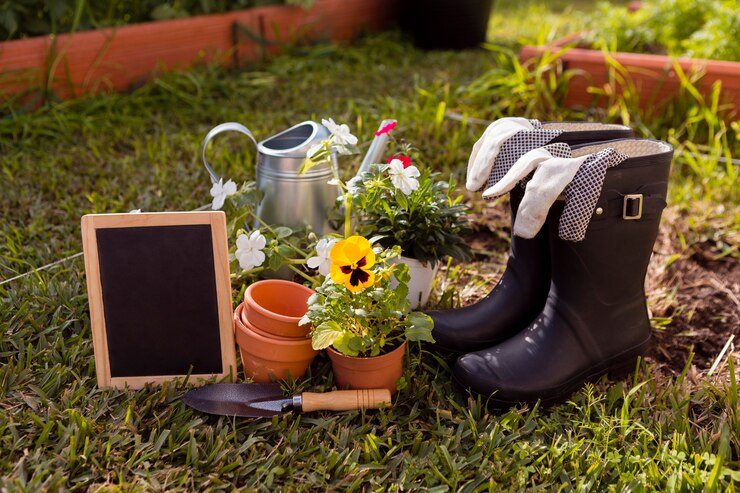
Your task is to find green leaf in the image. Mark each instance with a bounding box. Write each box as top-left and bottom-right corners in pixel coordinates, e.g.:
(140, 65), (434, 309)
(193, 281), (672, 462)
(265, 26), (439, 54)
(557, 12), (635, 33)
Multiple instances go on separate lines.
(311, 321), (344, 350)
(276, 244), (294, 258)
(395, 188), (409, 210)
(267, 251), (282, 271)
(273, 226), (293, 239)
(405, 313), (435, 343)
(368, 235), (386, 245)
(333, 333), (360, 357)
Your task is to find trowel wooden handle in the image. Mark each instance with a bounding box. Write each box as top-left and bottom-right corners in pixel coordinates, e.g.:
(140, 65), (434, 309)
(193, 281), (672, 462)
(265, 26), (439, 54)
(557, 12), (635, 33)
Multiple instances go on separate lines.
(300, 389), (392, 412)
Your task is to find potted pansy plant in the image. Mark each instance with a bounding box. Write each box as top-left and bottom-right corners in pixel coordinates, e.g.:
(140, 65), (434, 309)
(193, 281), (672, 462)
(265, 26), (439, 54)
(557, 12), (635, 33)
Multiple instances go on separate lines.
(300, 235), (434, 392)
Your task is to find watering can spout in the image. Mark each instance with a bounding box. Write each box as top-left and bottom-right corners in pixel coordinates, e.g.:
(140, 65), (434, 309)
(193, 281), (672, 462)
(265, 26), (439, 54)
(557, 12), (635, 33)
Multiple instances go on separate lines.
(356, 119), (396, 177)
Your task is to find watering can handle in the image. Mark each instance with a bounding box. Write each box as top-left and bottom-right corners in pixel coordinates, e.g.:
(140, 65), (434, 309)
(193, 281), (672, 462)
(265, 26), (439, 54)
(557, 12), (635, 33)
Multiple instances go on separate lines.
(201, 122), (259, 184)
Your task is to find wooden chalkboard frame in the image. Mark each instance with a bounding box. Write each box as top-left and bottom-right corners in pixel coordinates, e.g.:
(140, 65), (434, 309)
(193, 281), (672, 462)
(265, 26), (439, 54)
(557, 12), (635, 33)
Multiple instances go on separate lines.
(81, 211), (236, 389)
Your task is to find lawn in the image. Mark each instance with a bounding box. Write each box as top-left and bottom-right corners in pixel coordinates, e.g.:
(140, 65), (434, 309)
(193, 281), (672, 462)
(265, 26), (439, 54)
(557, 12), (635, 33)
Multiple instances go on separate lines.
(1, 1), (738, 491)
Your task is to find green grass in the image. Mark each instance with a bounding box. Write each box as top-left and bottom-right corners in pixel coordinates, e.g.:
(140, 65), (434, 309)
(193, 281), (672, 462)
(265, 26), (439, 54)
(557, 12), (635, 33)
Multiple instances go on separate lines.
(1, 5), (739, 491)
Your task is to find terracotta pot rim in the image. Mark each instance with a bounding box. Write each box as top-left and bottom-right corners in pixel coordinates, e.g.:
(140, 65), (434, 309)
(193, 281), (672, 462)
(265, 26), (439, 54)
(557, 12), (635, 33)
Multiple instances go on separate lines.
(326, 340), (407, 362)
(245, 279), (314, 324)
(234, 303), (312, 346)
(238, 302), (309, 340)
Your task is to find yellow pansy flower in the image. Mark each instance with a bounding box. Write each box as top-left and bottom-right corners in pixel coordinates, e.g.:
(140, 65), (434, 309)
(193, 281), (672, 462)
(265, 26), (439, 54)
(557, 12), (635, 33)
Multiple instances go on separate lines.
(329, 235), (376, 293)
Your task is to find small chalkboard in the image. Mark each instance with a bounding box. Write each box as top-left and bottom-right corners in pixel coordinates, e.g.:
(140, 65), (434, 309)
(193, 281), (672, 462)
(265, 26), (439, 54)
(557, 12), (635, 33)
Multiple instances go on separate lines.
(81, 212), (236, 389)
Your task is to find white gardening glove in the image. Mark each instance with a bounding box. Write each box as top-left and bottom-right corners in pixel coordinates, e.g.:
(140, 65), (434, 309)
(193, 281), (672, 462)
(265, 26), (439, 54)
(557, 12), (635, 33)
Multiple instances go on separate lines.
(465, 117), (534, 192)
(483, 147), (589, 238)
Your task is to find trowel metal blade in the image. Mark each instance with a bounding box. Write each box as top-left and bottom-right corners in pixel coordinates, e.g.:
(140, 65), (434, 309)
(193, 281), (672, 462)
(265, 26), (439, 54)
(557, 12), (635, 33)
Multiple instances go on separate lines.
(182, 383), (291, 418)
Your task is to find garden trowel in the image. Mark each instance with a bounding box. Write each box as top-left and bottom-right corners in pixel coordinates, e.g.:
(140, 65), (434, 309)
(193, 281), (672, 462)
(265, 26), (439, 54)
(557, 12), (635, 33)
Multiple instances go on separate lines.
(182, 383), (392, 418)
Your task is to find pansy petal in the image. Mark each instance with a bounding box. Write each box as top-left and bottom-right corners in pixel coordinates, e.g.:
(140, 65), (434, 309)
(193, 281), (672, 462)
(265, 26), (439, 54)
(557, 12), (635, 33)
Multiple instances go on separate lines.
(362, 247), (376, 269)
(315, 239), (329, 257)
(330, 263), (350, 285)
(317, 261), (331, 277)
(307, 256), (322, 269)
(330, 240), (354, 266)
(212, 178), (225, 193)
(359, 269), (375, 289)
(307, 142), (324, 158)
(237, 253), (254, 270)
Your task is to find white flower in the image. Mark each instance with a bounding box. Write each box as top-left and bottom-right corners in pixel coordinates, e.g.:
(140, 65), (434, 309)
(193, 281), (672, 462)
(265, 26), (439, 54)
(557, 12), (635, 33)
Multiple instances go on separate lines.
(322, 118), (358, 146)
(210, 178), (237, 210)
(306, 238), (338, 276)
(235, 230), (266, 271)
(387, 158), (420, 195)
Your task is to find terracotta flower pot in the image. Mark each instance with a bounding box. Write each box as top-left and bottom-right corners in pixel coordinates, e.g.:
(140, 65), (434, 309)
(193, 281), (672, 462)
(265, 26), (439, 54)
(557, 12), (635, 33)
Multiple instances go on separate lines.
(327, 341), (407, 393)
(244, 279), (314, 338)
(234, 303), (317, 383)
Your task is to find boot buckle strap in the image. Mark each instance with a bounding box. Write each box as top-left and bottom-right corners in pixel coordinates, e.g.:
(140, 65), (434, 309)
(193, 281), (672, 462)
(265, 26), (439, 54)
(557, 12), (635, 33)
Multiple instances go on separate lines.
(623, 194), (643, 220)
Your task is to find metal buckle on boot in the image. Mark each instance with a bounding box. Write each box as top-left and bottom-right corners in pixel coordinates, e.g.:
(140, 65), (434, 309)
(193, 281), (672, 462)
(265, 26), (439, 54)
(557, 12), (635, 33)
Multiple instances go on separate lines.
(623, 194), (643, 220)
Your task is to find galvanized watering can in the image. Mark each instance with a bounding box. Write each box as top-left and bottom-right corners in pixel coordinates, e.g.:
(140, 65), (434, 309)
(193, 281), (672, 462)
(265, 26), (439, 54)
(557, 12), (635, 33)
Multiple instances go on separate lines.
(202, 120), (393, 235)
(202, 121), (339, 235)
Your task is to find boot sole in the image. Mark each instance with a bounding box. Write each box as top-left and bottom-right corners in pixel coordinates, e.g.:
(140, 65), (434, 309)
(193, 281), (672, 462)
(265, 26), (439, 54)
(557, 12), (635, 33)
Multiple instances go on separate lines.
(453, 335), (651, 409)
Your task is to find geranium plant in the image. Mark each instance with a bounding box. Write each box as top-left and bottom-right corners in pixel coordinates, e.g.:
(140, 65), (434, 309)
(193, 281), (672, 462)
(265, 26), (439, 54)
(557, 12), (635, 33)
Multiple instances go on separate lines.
(301, 235), (434, 357)
(350, 161), (472, 266)
(303, 118), (472, 267)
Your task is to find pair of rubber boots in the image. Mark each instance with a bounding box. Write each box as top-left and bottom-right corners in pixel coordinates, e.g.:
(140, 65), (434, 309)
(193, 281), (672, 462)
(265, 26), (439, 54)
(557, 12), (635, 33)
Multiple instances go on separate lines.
(429, 121), (673, 407)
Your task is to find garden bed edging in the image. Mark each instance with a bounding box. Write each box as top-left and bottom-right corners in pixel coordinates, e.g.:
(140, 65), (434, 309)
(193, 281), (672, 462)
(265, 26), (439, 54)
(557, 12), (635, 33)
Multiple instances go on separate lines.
(0, 0), (398, 104)
(519, 33), (740, 117)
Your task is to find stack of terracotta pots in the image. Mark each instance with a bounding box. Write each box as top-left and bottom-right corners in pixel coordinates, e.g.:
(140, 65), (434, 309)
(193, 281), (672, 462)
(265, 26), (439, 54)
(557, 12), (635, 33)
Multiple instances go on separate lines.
(234, 279), (318, 383)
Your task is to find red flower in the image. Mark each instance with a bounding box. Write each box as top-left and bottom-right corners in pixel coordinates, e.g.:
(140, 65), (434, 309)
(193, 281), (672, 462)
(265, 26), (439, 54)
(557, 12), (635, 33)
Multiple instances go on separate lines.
(374, 120), (397, 136)
(387, 155), (412, 169)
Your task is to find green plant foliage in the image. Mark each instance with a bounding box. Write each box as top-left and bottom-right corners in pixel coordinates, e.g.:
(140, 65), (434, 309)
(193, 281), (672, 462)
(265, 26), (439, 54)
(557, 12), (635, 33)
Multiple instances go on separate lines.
(586, 0), (740, 61)
(351, 164), (472, 267)
(0, 0), (299, 40)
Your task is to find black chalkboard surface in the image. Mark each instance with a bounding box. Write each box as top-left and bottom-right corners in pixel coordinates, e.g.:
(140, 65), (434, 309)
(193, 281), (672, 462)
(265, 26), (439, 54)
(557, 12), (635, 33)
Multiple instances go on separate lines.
(81, 212), (236, 389)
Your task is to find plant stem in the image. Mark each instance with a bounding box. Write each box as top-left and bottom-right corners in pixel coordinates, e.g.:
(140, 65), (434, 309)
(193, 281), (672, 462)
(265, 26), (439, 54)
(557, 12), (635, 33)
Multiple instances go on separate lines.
(249, 211), (310, 257)
(344, 192), (352, 238)
(287, 264), (317, 284)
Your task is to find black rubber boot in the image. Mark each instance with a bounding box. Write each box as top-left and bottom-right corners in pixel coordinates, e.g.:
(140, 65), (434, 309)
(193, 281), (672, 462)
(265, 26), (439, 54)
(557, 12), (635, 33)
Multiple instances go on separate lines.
(429, 124), (634, 353)
(453, 140), (673, 407)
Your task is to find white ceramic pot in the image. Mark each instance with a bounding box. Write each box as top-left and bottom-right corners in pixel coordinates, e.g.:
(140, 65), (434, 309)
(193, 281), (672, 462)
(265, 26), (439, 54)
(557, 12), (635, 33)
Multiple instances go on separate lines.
(390, 256), (440, 309)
